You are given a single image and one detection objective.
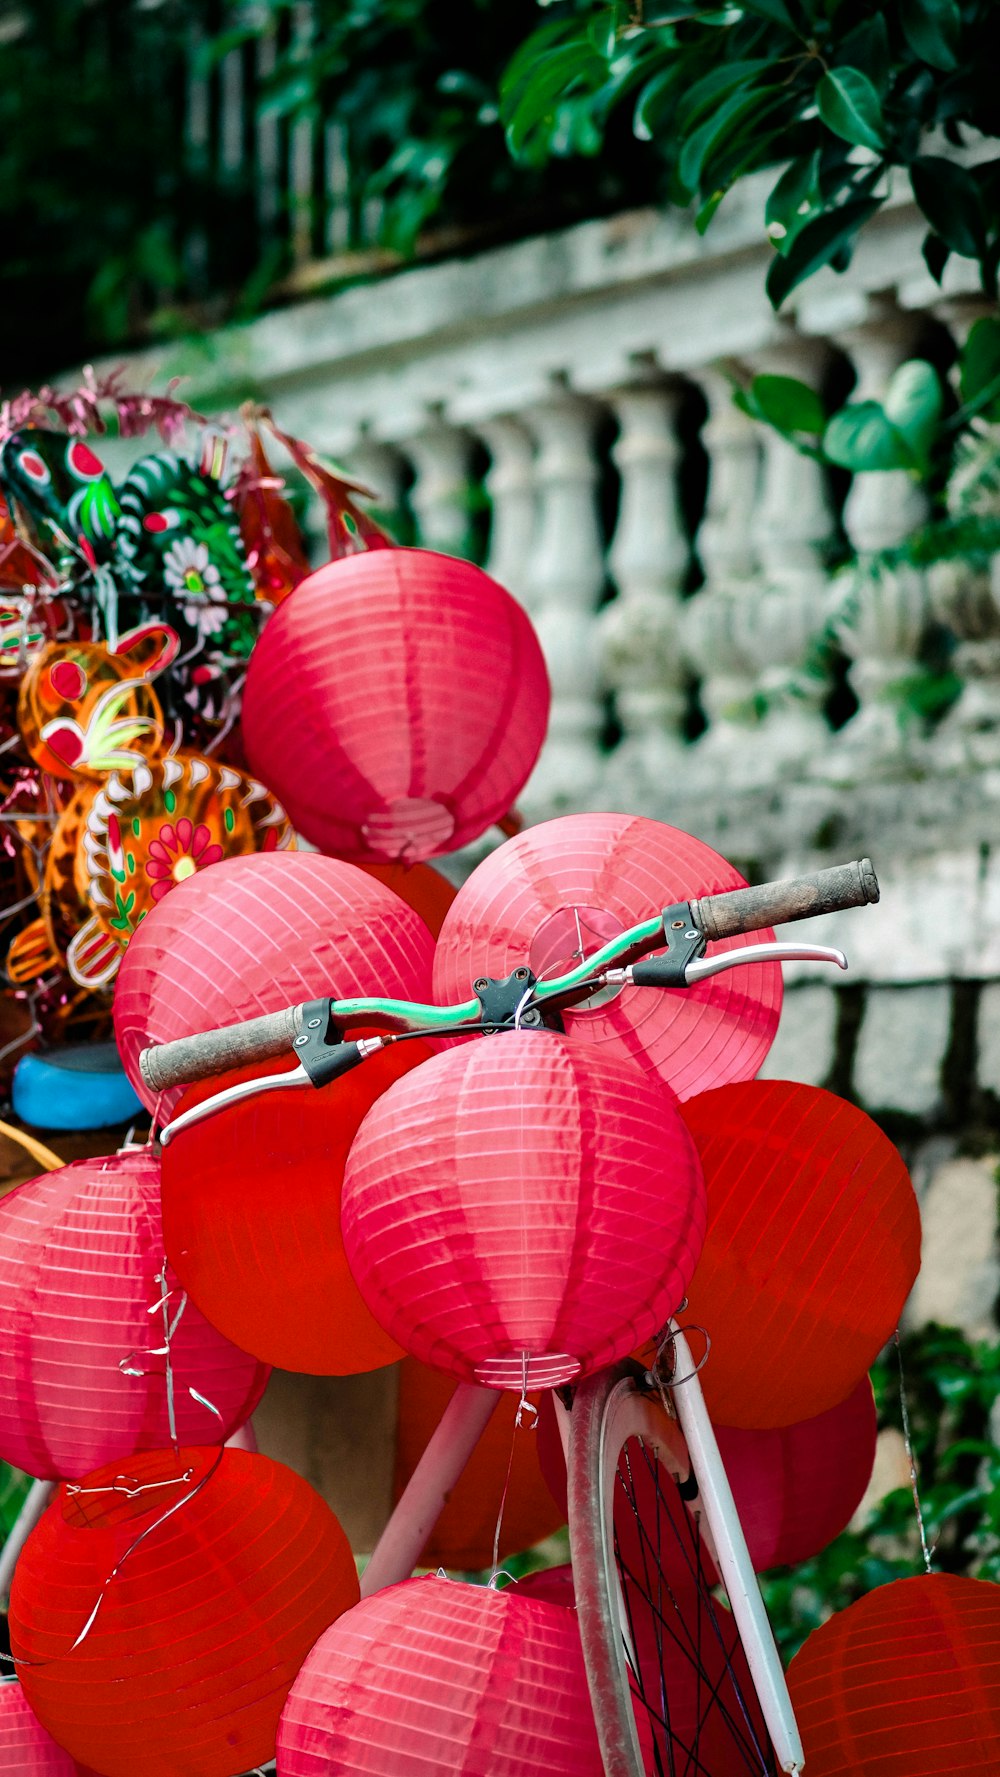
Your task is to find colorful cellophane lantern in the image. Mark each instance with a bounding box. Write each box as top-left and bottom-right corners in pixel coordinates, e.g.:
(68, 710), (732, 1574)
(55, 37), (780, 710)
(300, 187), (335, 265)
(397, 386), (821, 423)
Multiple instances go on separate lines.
(787, 1573), (1000, 1774)
(0, 1148), (268, 1480)
(16, 628), (176, 783)
(0, 1683), (82, 1777)
(342, 1032), (707, 1390)
(432, 813), (783, 1101)
(276, 1574), (605, 1777)
(65, 751), (295, 990)
(114, 850), (437, 1118)
(241, 548), (551, 863)
(161, 1047), (434, 1376)
(10, 1446), (361, 1777)
(680, 1080), (921, 1429)
(392, 1359), (564, 1571)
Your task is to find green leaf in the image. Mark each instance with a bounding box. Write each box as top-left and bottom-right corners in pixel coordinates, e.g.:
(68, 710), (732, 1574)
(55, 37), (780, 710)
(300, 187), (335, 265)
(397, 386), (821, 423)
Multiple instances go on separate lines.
(921, 229), (951, 286)
(824, 401), (915, 472)
(960, 317), (1000, 417)
(695, 188), (728, 233)
(883, 359), (943, 472)
(678, 84), (783, 195)
(898, 0), (961, 71)
(503, 44), (605, 158)
(765, 152), (819, 241)
(836, 16), (891, 92)
(739, 0), (796, 26)
(816, 68), (885, 151)
(765, 193), (882, 308)
(676, 59), (773, 131)
(911, 156), (986, 258)
(633, 65), (680, 140)
(749, 373), (827, 436)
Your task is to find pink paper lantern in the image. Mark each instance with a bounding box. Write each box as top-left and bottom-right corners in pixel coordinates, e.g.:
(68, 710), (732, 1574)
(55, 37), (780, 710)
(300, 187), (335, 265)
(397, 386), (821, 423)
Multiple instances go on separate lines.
(0, 1683), (82, 1777)
(432, 813), (783, 1100)
(276, 1574), (604, 1777)
(241, 549), (551, 863)
(0, 1149), (268, 1479)
(114, 850), (437, 1117)
(342, 1032), (706, 1389)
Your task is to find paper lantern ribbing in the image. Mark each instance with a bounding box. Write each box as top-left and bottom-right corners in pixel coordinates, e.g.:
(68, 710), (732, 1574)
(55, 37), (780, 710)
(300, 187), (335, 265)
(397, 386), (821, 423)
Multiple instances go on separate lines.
(10, 1446), (360, 1777)
(787, 1574), (1000, 1774)
(276, 1575), (604, 1777)
(342, 1032), (706, 1389)
(681, 1081), (921, 1428)
(393, 1359), (564, 1570)
(432, 813), (782, 1101)
(714, 1378), (877, 1571)
(114, 850), (437, 1117)
(0, 1150), (268, 1480)
(0, 1683), (81, 1777)
(241, 549), (550, 862)
(161, 1049), (433, 1376)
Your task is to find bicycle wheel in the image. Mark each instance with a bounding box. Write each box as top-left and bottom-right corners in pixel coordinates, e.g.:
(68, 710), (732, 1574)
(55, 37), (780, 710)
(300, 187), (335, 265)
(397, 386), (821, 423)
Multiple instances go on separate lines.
(566, 1352), (803, 1777)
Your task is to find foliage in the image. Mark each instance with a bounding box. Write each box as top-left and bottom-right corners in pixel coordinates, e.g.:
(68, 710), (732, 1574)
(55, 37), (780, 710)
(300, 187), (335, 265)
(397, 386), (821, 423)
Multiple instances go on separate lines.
(761, 1323), (1000, 1660)
(499, 0), (1000, 306)
(734, 317), (1000, 483)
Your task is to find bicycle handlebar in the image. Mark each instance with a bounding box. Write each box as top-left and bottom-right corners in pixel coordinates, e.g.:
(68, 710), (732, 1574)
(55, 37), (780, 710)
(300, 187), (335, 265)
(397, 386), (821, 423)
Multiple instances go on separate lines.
(139, 857), (877, 1098)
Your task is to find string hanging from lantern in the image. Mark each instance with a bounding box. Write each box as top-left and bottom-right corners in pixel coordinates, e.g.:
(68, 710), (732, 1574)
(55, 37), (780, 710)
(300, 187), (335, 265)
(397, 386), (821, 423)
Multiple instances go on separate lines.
(895, 1329), (936, 1575)
(488, 1355), (539, 1585)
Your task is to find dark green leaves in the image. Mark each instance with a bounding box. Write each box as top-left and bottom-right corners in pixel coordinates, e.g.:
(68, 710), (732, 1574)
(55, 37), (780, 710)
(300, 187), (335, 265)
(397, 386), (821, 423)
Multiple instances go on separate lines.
(959, 317), (1000, 421)
(735, 373), (826, 440)
(766, 193), (883, 308)
(816, 68), (885, 151)
(898, 0), (962, 71)
(823, 361), (943, 476)
(911, 156), (988, 259)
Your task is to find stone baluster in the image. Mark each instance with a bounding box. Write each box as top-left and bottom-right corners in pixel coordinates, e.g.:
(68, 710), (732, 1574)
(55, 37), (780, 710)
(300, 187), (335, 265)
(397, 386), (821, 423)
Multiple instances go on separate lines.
(404, 413), (479, 559)
(681, 367), (763, 784)
(348, 434), (411, 543)
(522, 384), (607, 811)
(821, 303), (932, 780)
(480, 416), (538, 609)
(745, 334), (838, 775)
(927, 297), (1000, 768)
(597, 381), (690, 800)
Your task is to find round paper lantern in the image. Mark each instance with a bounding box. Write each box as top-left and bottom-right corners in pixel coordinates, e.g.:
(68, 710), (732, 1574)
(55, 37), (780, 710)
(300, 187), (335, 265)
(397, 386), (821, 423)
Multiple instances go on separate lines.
(432, 813), (782, 1101)
(114, 849), (437, 1117)
(0, 1149), (268, 1480)
(392, 1358), (564, 1570)
(788, 1574), (1000, 1774)
(241, 549), (550, 862)
(512, 1565), (576, 1609)
(161, 1046), (433, 1376)
(276, 1574), (604, 1777)
(356, 859), (456, 936)
(10, 1445), (360, 1777)
(714, 1377), (877, 1571)
(342, 1032), (707, 1389)
(681, 1080), (921, 1428)
(0, 1683), (80, 1777)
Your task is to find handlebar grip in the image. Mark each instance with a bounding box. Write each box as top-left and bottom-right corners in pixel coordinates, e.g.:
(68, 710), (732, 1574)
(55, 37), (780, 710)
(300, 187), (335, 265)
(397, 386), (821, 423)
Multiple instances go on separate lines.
(689, 858), (879, 942)
(138, 1003), (306, 1095)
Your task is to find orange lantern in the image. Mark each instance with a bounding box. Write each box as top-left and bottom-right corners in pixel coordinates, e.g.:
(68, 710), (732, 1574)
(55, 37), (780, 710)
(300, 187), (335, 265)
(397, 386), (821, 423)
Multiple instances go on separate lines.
(162, 1047), (433, 1376)
(788, 1574), (1000, 1774)
(680, 1080), (920, 1428)
(356, 859), (456, 938)
(393, 1357), (565, 1571)
(10, 1445), (360, 1777)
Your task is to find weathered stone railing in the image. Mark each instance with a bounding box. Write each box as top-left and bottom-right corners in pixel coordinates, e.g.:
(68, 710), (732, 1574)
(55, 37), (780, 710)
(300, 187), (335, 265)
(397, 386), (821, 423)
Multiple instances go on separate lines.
(106, 181), (998, 1406)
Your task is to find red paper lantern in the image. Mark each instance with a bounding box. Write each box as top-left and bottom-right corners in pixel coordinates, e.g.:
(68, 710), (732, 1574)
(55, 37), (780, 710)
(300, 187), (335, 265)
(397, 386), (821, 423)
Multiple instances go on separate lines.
(0, 1684), (80, 1777)
(342, 1032), (706, 1390)
(432, 813), (782, 1100)
(162, 1047), (433, 1376)
(276, 1574), (604, 1776)
(681, 1080), (921, 1428)
(392, 1358), (564, 1571)
(10, 1446), (360, 1777)
(788, 1574), (1000, 1774)
(356, 860), (457, 937)
(241, 549), (550, 863)
(714, 1378), (877, 1571)
(0, 1150), (267, 1480)
(114, 850), (436, 1117)
(511, 1565), (576, 1608)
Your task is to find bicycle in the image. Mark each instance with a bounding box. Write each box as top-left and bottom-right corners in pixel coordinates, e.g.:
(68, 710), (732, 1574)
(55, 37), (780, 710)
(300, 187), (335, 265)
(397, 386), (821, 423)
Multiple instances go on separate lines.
(141, 855), (879, 1777)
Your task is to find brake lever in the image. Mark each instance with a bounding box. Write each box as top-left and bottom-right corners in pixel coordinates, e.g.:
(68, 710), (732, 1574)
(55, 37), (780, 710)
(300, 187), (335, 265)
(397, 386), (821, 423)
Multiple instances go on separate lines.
(158, 1036), (388, 1146)
(602, 941), (848, 990)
